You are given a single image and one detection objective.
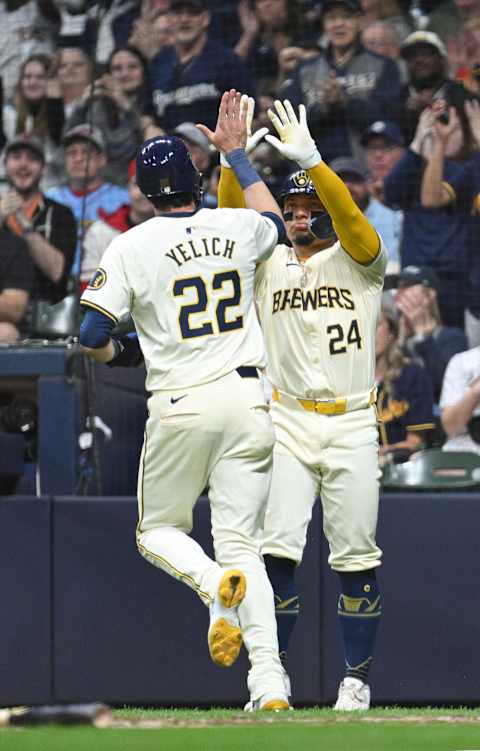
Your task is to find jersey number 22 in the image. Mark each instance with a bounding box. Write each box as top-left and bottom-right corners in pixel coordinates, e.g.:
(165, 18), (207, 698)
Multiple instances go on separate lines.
(173, 270), (243, 339)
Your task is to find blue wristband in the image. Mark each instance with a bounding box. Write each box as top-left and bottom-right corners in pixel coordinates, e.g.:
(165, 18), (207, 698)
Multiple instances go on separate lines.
(226, 148), (261, 190)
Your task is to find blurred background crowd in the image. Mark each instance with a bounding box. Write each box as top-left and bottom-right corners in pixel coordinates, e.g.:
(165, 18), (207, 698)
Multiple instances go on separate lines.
(0, 0), (480, 468)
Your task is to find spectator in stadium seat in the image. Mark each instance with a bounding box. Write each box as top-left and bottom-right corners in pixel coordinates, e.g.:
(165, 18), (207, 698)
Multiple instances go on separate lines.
(385, 31), (479, 145)
(440, 345), (480, 454)
(383, 103), (474, 331)
(150, 0), (255, 132)
(419, 98), (480, 345)
(234, 0), (305, 94)
(329, 156), (402, 272)
(361, 20), (403, 61)
(1, 135), (76, 310)
(0, 0), (54, 101)
(279, 0), (402, 163)
(80, 159), (153, 289)
(65, 46), (147, 184)
(45, 124), (129, 277)
(1, 54), (66, 189)
(128, 3), (173, 61)
(361, 119), (406, 203)
(0, 229), (34, 343)
(359, 0), (413, 43)
(394, 266), (468, 402)
(375, 294), (435, 463)
(56, 46), (93, 119)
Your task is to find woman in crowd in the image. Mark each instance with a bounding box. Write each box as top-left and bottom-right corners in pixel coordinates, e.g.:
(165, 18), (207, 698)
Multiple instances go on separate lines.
(375, 296), (435, 463)
(2, 54), (65, 188)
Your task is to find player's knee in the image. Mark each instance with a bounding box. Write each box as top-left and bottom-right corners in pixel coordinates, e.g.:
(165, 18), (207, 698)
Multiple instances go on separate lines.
(337, 569), (381, 618)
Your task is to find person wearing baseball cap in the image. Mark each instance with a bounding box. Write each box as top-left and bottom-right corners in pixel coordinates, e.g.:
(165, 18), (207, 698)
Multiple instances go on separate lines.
(330, 156), (402, 272)
(45, 124), (129, 277)
(385, 29), (477, 143)
(279, 0), (402, 162)
(0, 134), (78, 327)
(360, 120), (406, 188)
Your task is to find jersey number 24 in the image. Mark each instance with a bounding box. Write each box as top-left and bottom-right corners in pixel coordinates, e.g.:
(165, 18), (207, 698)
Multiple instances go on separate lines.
(173, 270), (243, 339)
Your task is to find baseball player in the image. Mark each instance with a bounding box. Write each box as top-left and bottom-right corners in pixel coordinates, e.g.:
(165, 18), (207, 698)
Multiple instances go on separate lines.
(79, 90), (290, 711)
(217, 100), (386, 710)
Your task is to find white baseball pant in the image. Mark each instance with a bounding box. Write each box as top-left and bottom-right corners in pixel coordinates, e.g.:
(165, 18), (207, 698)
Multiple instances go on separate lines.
(136, 369), (285, 699)
(262, 401), (382, 571)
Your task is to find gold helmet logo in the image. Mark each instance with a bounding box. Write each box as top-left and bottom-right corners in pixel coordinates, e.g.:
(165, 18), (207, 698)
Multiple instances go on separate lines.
(293, 171), (309, 188)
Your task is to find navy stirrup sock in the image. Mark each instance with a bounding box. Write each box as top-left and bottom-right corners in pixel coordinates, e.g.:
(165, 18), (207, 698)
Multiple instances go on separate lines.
(264, 554), (299, 662)
(337, 569), (381, 683)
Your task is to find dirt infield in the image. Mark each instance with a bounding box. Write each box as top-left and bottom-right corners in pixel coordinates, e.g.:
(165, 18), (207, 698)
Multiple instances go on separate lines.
(102, 712), (480, 729)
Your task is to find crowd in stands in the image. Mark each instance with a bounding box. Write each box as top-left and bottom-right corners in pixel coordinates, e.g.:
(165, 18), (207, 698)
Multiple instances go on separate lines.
(0, 0), (479, 465)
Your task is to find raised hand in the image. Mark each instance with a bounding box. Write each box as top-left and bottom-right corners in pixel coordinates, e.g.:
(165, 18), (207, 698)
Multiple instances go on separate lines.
(264, 99), (320, 169)
(197, 89), (249, 155)
(219, 95), (269, 166)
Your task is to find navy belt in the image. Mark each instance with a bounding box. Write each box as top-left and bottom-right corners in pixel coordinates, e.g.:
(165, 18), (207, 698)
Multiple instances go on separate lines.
(236, 366), (259, 379)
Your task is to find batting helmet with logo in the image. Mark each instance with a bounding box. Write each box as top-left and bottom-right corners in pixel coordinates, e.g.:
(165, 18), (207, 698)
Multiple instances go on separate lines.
(136, 136), (202, 203)
(278, 170), (335, 241)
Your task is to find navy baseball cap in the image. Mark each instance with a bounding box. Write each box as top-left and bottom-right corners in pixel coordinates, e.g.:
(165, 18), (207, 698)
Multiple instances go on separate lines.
(170, 0), (206, 11)
(321, 0), (361, 15)
(399, 266), (440, 291)
(329, 157), (368, 180)
(361, 120), (405, 147)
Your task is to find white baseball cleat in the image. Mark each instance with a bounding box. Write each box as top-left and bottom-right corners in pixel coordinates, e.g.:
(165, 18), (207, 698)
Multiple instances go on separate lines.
(244, 692), (291, 712)
(208, 569), (246, 668)
(244, 667), (292, 711)
(334, 677), (371, 711)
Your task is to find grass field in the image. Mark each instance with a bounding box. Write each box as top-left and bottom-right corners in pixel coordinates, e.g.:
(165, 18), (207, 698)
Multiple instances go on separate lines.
(2, 707), (480, 751)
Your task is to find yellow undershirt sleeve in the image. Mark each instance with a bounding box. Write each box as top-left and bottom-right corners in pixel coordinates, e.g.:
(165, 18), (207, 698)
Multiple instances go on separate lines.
(307, 161), (380, 264)
(218, 165), (246, 209)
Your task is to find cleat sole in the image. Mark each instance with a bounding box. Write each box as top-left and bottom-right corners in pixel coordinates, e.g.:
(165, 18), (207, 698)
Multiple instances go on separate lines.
(218, 569), (246, 609)
(208, 617), (243, 667)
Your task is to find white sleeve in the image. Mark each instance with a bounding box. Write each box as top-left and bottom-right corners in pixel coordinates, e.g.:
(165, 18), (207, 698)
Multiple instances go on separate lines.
(80, 236), (131, 322)
(440, 354), (465, 408)
(250, 211), (279, 262)
(340, 235), (388, 287)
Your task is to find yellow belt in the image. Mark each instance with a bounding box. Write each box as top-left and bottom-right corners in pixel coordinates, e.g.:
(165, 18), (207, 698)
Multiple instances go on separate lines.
(271, 387), (376, 415)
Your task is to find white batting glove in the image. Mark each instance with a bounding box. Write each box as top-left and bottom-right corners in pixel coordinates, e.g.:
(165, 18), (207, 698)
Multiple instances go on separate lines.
(264, 99), (321, 169)
(220, 95), (269, 167)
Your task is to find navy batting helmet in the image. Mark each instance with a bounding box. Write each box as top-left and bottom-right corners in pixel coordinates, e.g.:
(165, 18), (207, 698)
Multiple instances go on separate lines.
(279, 170), (335, 241)
(136, 135), (202, 203)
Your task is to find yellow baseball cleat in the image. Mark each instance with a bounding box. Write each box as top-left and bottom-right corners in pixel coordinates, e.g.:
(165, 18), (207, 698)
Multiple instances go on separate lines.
(208, 569), (247, 667)
(217, 569), (246, 609)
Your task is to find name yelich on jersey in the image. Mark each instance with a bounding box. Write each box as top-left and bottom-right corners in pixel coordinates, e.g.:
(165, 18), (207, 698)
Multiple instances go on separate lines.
(166, 237), (236, 267)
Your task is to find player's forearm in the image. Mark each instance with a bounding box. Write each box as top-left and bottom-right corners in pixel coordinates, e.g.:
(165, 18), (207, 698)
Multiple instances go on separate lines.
(81, 340), (115, 363)
(0, 290), (28, 323)
(442, 390), (480, 436)
(420, 141), (452, 208)
(218, 165), (246, 209)
(307, 161), (379, 264)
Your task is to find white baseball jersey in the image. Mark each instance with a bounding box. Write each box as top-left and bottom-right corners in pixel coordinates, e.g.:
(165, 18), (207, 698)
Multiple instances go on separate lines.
(81, 208), (278, 391)
(255, 239), (387, 399)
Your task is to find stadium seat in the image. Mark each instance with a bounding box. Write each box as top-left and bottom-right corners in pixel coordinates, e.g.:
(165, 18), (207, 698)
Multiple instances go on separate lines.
(381, 449), (480, 491)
